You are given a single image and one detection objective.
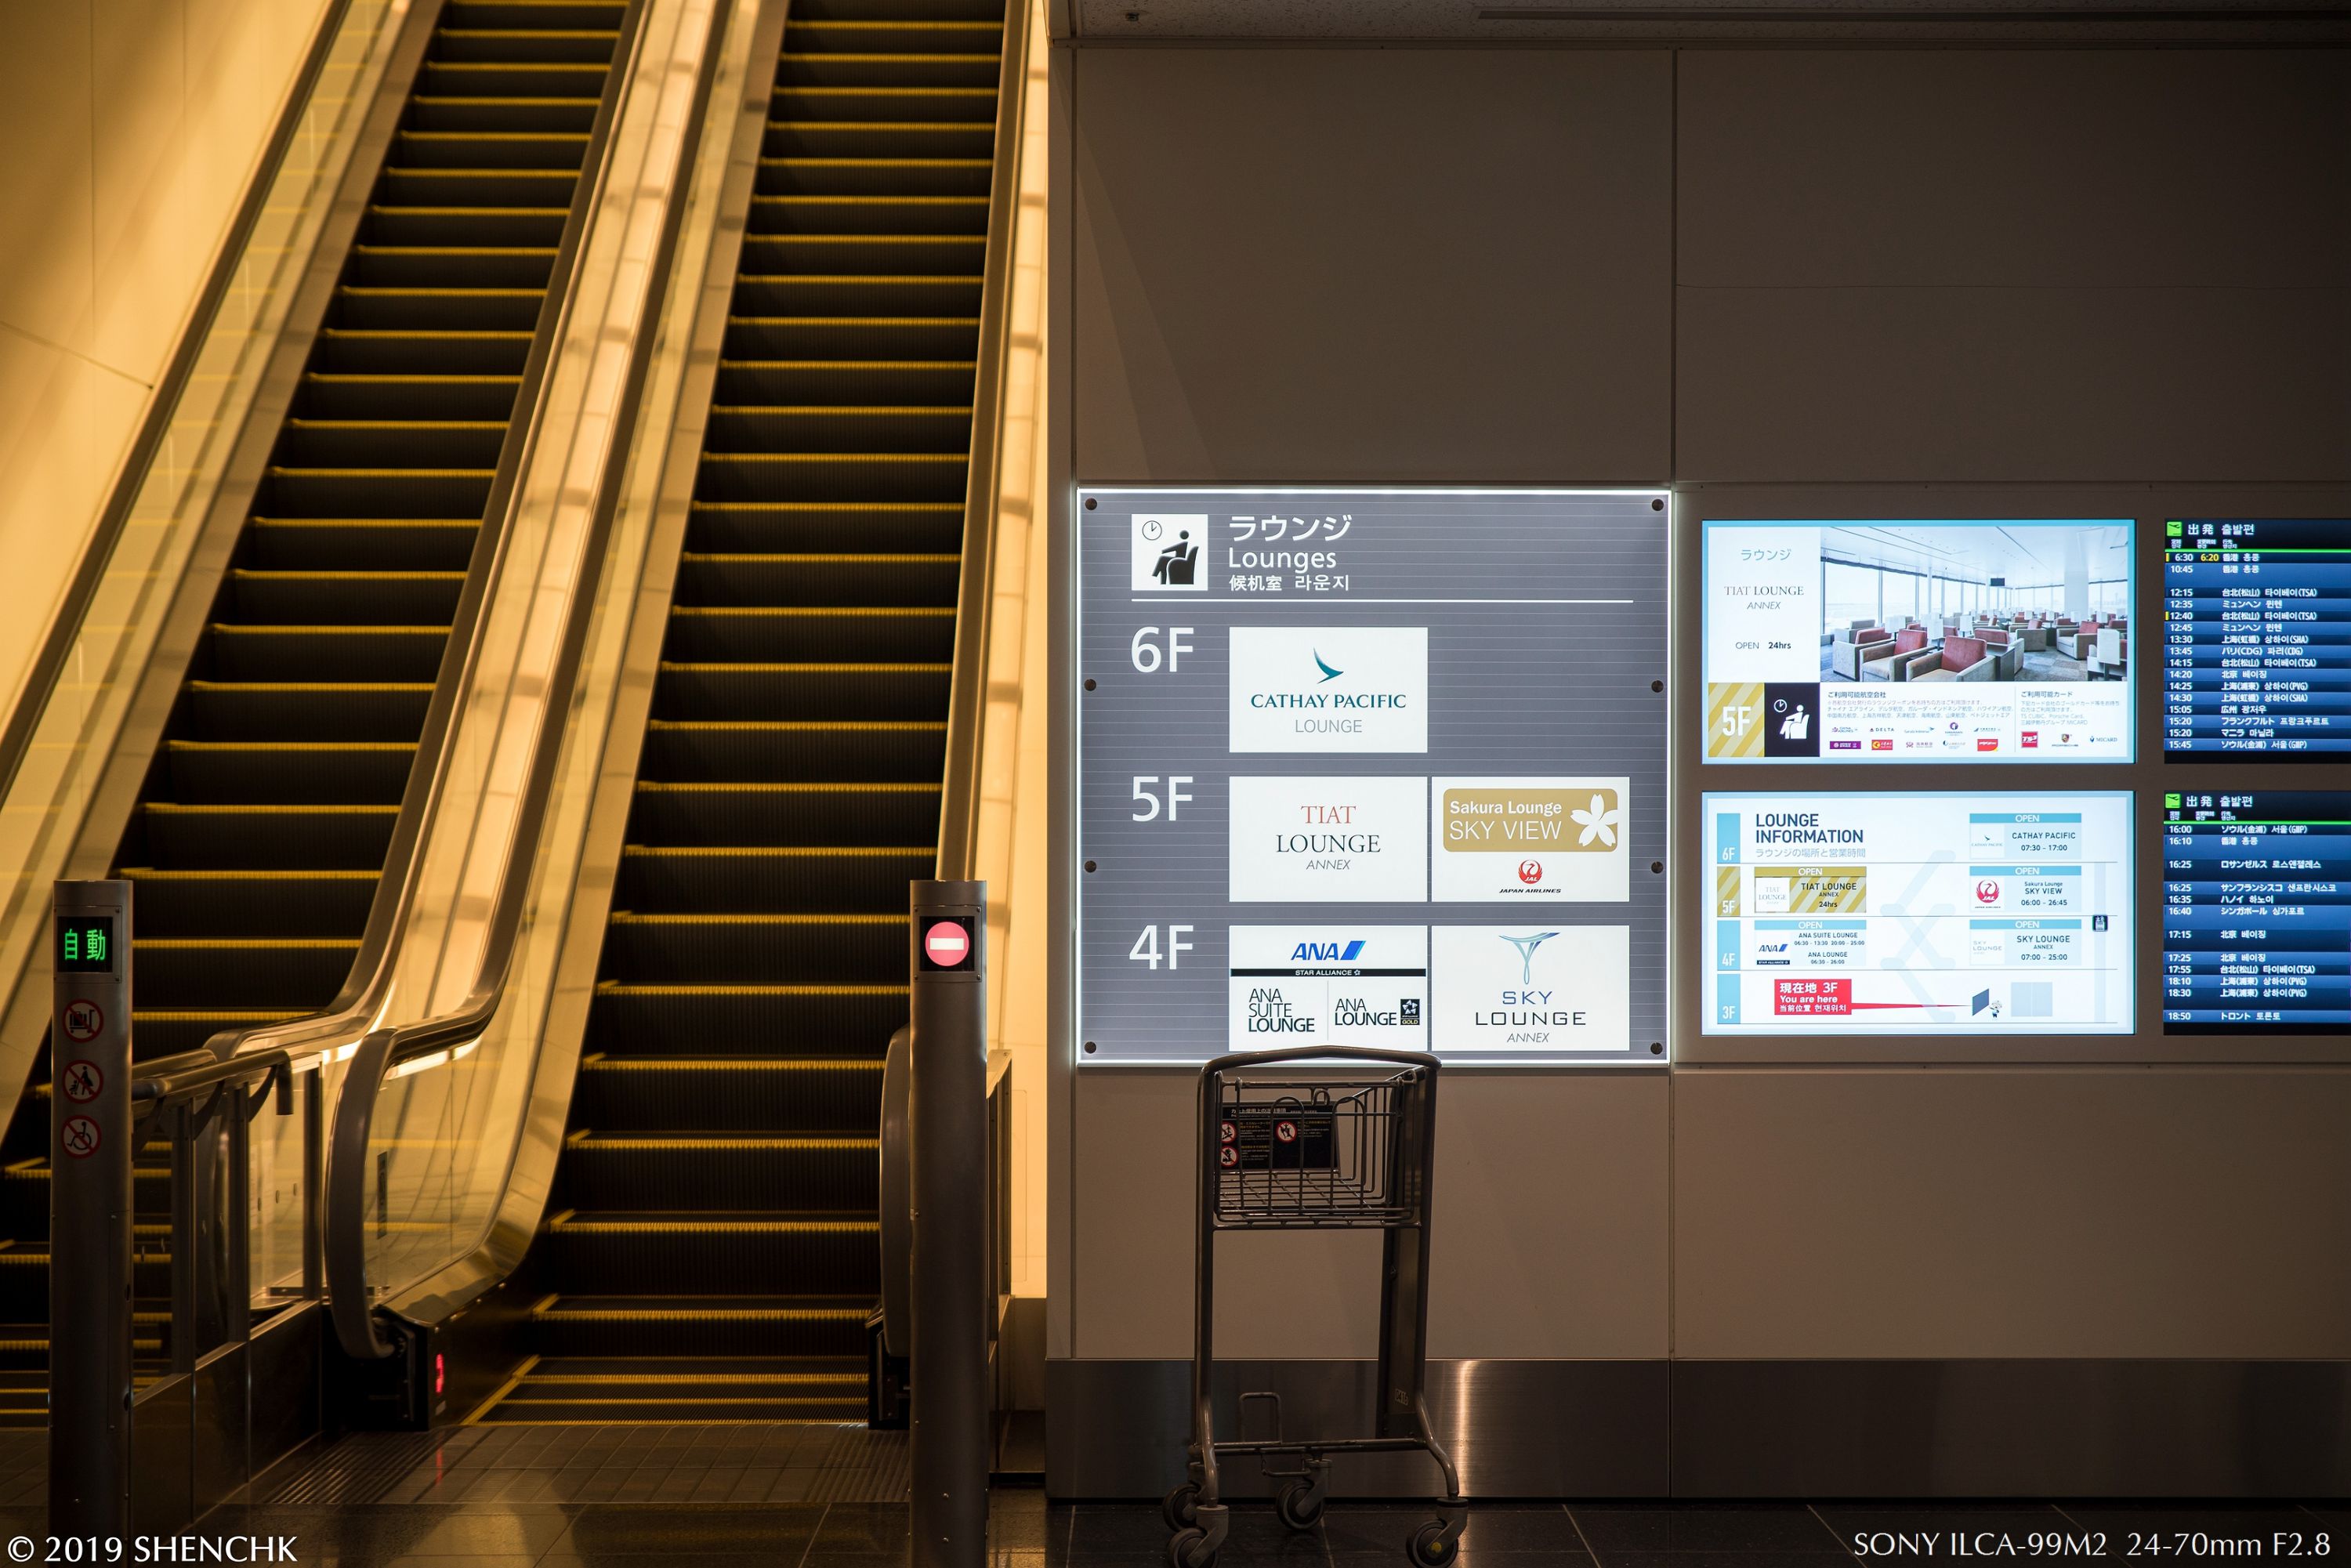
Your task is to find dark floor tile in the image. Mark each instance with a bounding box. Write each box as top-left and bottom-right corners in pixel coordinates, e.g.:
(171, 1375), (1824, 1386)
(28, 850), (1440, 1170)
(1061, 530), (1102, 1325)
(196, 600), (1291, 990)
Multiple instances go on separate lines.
(1570, 1505), (1848, 1557)
(202, 1504), (577, 1558)
(815, 1501), (915, 1553)
(554, 1503), (824, 1555)
(1070, 1503), (1190, 1555)
(1327, 1503), (1578, 1555)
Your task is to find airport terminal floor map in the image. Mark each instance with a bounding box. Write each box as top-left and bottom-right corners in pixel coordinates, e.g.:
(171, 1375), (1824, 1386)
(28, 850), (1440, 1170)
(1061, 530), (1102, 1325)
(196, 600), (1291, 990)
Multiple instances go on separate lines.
(1074, 488), (1670, 1067)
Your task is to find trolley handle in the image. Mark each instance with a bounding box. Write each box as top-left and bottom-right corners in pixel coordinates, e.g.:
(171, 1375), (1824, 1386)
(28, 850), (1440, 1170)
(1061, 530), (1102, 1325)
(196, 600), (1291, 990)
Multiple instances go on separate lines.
(1198, 1045), (1440, 1076)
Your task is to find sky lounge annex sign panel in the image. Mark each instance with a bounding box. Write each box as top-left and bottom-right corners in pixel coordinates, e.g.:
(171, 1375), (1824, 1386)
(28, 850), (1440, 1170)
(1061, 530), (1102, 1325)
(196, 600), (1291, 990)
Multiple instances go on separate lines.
(1075, 488), (1670, 1067)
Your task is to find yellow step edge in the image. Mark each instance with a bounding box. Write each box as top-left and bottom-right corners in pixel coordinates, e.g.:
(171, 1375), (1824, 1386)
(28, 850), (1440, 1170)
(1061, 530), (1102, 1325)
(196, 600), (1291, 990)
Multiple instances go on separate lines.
(165, 740), (418, 750)
(303, 373), (523, 382)
(699, 452), (963, 463)
(679, 551), (957, 562)
(685, 501), (959, 512)
(567, 1134), (876, 1150)
(708, 404), (973, 414)
(208, 624), (451, 634)
(621, 844), (930, 856)
(668, 606), (954, 616)
(513, 1372), (866, 1386)
(360, 208), (567, 219)
(332, 288), (545, 297)
(582, 1057), (882, 1070)
(644, 719), (944, 730)
(410, 96), (603, 105)
(592, 983), (906, 996)
(532, 1305), (869, 1319)
(399, 130), (592, 140)
(551, 1219), (878, 1233)
(284, 417), (512, 427)
(729, 313), (979, 323)
(138, 938), (361, 949)
(607, 911), (900, 924)
(142, 802), (397, 816)
(748, 195), (985, 205)
(266, 464), (496, 475)
(185, 680), (434, 691)
(382, 168), (582, 179)
(228, 570), (465, 580)
(760, 158), (991, 168)
(347, 247), (556, 256)
(768, 120), (998, 129)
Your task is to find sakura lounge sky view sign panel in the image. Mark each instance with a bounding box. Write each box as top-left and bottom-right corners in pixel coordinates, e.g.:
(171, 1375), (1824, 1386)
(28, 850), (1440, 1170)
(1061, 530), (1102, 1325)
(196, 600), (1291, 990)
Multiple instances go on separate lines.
(1074, 487), (1670, 1066)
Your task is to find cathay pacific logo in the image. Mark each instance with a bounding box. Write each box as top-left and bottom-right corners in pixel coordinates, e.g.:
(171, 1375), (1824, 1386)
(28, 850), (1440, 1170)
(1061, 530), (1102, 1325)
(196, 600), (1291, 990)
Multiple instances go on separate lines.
(1499, 931), (1559, 985)
(1292, 939), (1367, 962)
(1313, 650), (1343, 683)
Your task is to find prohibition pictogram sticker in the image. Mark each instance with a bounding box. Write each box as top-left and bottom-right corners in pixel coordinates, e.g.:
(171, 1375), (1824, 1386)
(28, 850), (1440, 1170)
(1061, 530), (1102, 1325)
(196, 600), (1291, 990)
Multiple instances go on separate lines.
(60, 1060), (102, 1104)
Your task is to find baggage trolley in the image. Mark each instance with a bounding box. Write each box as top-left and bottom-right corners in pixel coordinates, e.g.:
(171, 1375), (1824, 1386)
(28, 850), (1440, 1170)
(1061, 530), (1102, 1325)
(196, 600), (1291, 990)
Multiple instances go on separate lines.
(1164, 1047), (1465, 1568)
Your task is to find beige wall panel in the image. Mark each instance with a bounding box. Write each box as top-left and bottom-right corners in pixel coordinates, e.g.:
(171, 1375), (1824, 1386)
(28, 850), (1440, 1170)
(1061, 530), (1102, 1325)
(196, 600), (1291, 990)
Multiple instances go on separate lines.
(1676, 283), (2350, 482)
(184, 0), (319, 249)
(1675, 1070), (2351, 1360)
(1679, 50), (2350, 290)
(0, 4), (98, 361)
(92, 0), (193, 378)
(1073, 1069), (1668, 1360)
(1071, 47), (1672, 484)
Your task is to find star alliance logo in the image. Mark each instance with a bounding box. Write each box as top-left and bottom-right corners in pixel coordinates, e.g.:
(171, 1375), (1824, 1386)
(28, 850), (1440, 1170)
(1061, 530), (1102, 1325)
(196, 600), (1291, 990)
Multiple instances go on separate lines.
(1498, 931), (1559, 985)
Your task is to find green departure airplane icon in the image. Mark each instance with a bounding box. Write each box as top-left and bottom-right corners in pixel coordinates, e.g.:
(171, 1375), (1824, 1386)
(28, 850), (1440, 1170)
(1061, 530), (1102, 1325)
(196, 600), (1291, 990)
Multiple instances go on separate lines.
(1499, 932), (1560, 985)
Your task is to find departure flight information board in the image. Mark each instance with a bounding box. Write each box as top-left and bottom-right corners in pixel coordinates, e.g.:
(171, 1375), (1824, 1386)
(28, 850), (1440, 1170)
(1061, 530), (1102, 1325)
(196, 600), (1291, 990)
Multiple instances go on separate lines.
(1704, 791), (2135, 1036)
(2163, 518), (2351, 756)
(1074, 488), (1669, 1066)
(2163, 791), (2351, 1034)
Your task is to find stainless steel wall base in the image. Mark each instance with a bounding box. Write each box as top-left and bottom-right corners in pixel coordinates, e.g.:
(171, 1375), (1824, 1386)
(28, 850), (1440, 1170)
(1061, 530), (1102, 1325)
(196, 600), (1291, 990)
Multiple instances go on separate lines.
(1047, 1359), (1671, 1498)
(1048, 1358), (2351, 1498)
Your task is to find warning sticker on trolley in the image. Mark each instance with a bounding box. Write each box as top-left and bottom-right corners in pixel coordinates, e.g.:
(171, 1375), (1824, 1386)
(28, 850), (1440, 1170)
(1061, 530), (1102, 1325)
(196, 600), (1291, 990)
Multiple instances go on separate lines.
(1219, 1105), (1337, 1172)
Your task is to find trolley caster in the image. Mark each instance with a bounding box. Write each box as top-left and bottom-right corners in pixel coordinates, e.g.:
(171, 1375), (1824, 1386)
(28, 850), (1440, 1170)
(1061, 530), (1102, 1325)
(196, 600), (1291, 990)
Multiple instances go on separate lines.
(1168, 1526), (1218, 1568)
(1275, 1480), (1325, 1531)
(1162, 1484), (1200, 1532)
(1408, 1520), (1460, 1567)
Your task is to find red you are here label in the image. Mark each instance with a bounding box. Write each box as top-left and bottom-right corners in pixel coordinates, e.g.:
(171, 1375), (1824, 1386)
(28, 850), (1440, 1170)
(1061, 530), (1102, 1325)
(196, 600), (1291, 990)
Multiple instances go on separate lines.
(1773, 977), (1852, 1016)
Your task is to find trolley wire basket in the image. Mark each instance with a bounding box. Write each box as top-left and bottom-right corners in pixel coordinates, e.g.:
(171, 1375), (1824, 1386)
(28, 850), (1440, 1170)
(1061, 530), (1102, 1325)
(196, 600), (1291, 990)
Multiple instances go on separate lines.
(1214, 1070), (1421, 1228)
(1168, 1047), (1464, 1568)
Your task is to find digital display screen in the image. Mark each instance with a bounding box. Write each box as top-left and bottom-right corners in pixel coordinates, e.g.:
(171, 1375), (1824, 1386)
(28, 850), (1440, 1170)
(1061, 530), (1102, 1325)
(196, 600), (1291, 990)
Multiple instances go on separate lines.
(2162, 791), (2349, 1033)
(1704, 791), (2134, 1035)
(2161, 518), (2351, 756)
(1077, 487), (1670, 1066)
(56, 916), (115, 974)
(1701, 520), (2133, 762)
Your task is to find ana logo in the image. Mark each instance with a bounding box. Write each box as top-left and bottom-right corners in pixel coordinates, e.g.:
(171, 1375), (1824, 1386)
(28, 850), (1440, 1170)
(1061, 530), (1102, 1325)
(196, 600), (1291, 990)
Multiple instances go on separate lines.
(1291, 939), (1367, 963)
(1313, 650), (1343, 683)
(1129, 513), (1208, 592)
(1517, 860), (1543, 885)
(1498, 931), (1559, 986)
(1975, 879), (2001, 904)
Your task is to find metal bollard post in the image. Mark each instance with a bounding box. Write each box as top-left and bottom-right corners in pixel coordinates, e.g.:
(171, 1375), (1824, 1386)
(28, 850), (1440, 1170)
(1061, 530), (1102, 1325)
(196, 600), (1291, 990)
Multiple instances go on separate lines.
(908, 881), (987, 1568)
(49, 879), (132, 1536)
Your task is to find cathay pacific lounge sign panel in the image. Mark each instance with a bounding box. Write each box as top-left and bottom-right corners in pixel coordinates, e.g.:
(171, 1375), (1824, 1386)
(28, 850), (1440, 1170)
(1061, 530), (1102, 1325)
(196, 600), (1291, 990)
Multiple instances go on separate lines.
(1074, 488), (1669, 1066)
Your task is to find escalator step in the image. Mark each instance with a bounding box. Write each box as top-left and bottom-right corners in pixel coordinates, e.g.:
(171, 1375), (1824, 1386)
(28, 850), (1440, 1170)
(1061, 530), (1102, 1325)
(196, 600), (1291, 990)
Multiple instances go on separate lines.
(617, 846), (930, 913)
(683, 501), (962, 554)
(358, 208), (571, 248)
(638, 719), (944, 782)
(527, 1297), (872, 1360)
(162, 741), (418, 805)
(329, 288), (547, 331)
(661, 607), (953, 662)
(309, 322), (539, 371)
(181, 682), (433, 741)
(737, 233), (984, 276)
(766, 121), (994, 160)
(722, 315), (980, 357)
(785, 21), (1002, 55)
(139, 802), (398, 869)
(712, 358), (976, 404)
(241, 519), (480, 570)
(758, 158), (991, 198)
(703, 403), (970, 452)
(770, 86), (994, 124)
(125, 866), (379, 936)
(394, 130), (590, 171)
(649, 664), (951, 724)
(344, 246), (557, 288)
(671, 552), (958, 604)
(133, 939), (360, 1008)
(573, 1056), (882, 1129)
(560, 1136), (878, 1210)
(625, 780), (940, 842)
(433, 28), (621, 66)
(203, 625), (449, 683)
(405, 96), (604, 135)
(131, 1010), (306, 1059)
(543, 1214), (878, 1295)
(585, 986), (905, 1055)
(226, 570), (467, 622)
(599, 913), (901, 985)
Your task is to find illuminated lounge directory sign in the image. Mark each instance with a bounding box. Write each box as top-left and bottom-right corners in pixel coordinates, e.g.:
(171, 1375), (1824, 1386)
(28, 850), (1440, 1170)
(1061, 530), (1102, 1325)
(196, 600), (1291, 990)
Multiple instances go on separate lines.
(2162, 519), (2351, 756)
(1701, 520), (2133, 762)
(1074, 488), (1669, 1066)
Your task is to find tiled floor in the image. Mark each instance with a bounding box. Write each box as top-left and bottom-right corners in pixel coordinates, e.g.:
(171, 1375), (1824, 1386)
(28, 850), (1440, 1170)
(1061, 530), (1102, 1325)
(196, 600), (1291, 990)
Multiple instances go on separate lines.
(2, 1428), (2346, 1566)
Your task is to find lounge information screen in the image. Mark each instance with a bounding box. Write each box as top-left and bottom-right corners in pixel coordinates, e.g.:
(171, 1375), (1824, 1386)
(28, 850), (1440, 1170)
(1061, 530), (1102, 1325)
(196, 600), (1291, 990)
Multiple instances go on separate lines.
(2162, 518), (2351, 756)
(2163, 791), (2351, 1033)
(1701, 520), (2133, 762)
(1705, 792), (2135, 1036)
(1075, 488), (1669, 1066)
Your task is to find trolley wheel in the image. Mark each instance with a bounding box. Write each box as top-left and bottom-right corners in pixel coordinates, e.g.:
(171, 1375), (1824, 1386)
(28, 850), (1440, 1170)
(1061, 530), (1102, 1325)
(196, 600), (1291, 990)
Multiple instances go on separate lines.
(1168, 1527), (1218, 1568)
(1408, 1521), (1458, 1568)
(1162, 1484), (1201, 1532)
(1275, 1482), (1324, 1531)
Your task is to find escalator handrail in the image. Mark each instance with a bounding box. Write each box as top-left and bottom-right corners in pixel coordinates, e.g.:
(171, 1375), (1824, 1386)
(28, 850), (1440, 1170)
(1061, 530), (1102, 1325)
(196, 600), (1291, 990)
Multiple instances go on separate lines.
(934, 0), (1036, 883)
(197, 0), (651, 1075)
(0, 0), (359, 808)
(324, 0), (735, 1362)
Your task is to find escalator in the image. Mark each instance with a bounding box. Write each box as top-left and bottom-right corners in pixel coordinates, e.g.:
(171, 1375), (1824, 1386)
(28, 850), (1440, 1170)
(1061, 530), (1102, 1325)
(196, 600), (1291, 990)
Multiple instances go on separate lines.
(472, 0), (1004, 1423)
(0, 0), (632, 1425)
